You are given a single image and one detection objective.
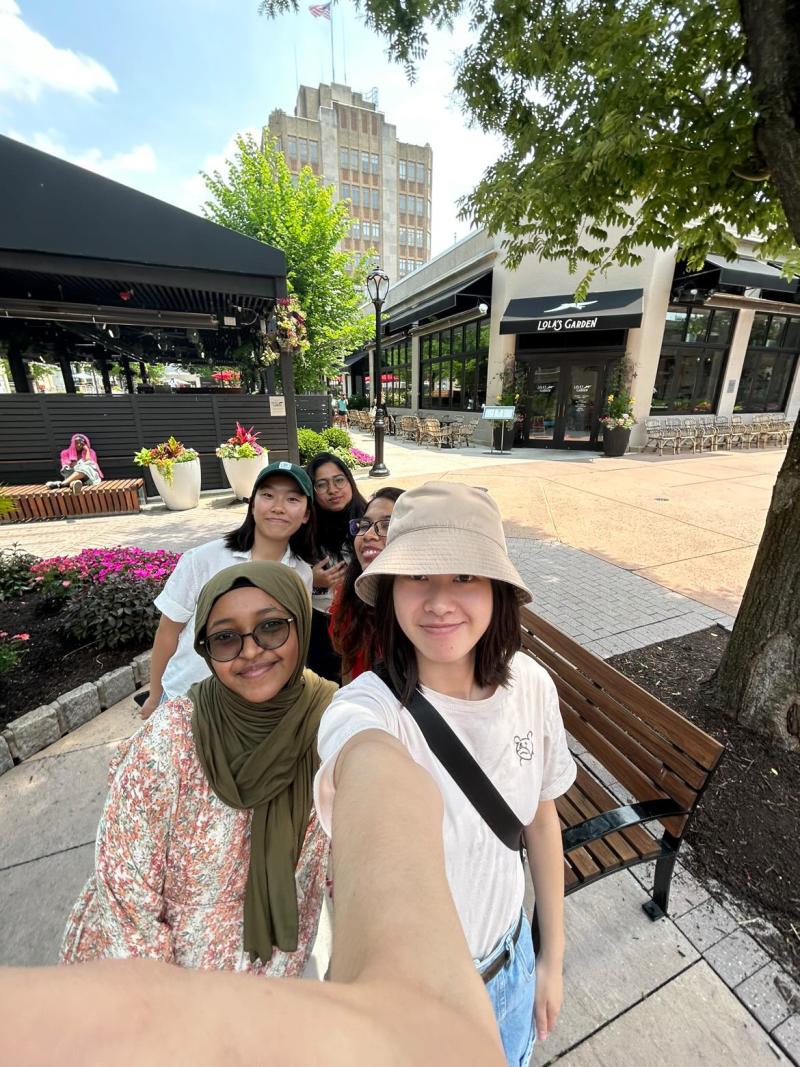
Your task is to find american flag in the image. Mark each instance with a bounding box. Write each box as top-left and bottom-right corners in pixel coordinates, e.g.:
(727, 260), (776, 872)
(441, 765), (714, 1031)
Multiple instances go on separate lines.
(308, 2), (331, 18)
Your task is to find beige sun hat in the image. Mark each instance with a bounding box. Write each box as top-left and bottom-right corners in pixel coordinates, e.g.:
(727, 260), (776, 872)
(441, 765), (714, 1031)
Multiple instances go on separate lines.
(355, 482), (532, 606)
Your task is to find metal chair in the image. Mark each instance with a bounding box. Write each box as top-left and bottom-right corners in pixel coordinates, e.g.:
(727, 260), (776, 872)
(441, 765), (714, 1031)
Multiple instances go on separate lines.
(677, 418), (699, 453)
(713, 416), (732, 450)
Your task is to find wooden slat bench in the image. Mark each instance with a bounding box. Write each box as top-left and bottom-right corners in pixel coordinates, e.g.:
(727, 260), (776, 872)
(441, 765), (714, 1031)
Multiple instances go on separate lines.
(0, 480), (145, 523)
(520, 607), (725, 924)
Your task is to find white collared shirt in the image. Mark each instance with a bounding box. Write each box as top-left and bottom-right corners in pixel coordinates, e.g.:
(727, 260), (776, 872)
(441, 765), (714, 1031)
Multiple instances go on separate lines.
(155, 538), (313, 699)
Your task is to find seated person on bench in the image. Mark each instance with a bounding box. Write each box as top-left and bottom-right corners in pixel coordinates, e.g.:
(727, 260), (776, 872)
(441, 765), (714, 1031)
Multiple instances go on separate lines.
(46, 433), (104, 494)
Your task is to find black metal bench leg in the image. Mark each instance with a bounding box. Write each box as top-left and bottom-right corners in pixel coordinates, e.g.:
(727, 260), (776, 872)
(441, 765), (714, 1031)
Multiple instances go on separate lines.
(642, 836), (680, 921)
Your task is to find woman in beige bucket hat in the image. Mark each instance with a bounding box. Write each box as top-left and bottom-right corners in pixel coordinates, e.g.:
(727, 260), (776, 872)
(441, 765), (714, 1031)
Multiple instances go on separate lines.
(313, 482), (577, 1066)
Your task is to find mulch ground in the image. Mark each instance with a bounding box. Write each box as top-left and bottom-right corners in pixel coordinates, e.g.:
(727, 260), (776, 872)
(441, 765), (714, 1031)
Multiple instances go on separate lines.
(610, 626), (800, 982)
(0, 594), (149, 729)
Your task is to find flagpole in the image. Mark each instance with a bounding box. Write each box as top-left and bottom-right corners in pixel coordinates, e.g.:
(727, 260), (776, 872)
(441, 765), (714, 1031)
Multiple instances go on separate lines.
(330, 4), (336, 82)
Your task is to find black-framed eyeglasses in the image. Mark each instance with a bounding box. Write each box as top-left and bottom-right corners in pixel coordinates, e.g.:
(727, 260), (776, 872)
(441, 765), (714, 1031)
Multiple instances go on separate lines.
(314, 474), (348, 493)
(349, 516), (391, 539)
(200, 617), (294, 662)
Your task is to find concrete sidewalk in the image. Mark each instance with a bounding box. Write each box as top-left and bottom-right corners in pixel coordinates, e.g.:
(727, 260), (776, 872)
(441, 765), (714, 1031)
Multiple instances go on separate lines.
(0, 692), (795, 1064)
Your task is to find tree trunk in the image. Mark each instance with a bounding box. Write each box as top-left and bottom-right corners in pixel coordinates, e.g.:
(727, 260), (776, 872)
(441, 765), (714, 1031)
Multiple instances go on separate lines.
(713, 1), (800, 750)
(713, 420), (800, 749)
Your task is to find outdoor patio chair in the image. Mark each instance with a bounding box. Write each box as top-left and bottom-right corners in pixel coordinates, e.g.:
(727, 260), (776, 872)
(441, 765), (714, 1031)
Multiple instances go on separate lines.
(731, 416), (760, 449)
(418, 417), (452, 448)
(712, 416), (732, 450)
(757, 417), (787, 447)
(677, 418), (699, 453)
(398, 415), (420, 442)
(453, 420), (477, 447)
(696, 417), (718, 452)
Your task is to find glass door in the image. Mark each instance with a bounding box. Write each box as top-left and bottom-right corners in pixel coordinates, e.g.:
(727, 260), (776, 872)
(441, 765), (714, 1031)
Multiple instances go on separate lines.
(519, 358), (612, 449)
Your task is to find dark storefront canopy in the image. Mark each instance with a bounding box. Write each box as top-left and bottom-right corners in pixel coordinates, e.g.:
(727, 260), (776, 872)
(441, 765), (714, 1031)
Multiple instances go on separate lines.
(385, 268), (493, 334)
(0, 135), (287, 326)
(500, 288), (643, 335)
(705, 255), (798, 295)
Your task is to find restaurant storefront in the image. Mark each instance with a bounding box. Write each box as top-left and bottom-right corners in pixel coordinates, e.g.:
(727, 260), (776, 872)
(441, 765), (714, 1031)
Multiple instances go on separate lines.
(361, 229), (800, 451)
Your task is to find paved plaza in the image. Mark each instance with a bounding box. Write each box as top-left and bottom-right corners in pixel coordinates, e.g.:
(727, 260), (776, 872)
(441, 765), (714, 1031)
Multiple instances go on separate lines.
(1, 437), (796, 1063)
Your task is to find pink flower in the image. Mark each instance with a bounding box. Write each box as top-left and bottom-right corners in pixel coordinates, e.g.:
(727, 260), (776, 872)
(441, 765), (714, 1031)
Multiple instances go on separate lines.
(62, 580), (71, 587)
(0, 631), (7, 638)
(13, 633), (30, 641)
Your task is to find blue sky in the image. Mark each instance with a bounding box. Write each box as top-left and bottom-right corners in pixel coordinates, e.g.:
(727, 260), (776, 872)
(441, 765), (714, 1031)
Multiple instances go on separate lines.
(1, 0), (502, 255)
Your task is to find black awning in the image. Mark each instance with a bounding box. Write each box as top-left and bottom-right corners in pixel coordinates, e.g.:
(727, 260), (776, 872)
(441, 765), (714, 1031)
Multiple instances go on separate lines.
(385, 268), (493, 334)
(706, 254), (798, 294)
(500, 288), (643, 335)
(0, 135), (286, 302)
(343, 349), (368, 368)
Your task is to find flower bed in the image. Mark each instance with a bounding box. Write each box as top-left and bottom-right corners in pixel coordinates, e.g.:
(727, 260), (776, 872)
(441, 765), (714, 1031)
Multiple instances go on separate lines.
(0, 545), (180, 729)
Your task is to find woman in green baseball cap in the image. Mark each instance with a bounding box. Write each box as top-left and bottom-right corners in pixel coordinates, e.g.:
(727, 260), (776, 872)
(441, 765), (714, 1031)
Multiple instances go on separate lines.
(137, 462), (316, 721)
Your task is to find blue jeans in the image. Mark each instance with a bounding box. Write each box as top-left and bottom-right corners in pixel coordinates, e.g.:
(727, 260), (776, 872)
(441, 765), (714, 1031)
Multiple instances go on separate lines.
(476, 912), (536, 1067)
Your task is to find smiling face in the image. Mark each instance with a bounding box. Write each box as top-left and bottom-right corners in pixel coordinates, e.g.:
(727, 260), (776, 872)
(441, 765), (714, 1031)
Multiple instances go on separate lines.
(204, 586), (299, 703)
(392, 574), (494, 679)
(354, 496), (396, 569)
(312, 461), (353, 513)
(251, 474), (310, 544)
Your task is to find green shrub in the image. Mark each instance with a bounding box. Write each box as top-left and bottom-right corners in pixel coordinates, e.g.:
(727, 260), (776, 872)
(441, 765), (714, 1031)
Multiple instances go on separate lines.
(321, 426), (352, 450)
(330, 446), (357, 469)
(0, 545), (38, 601)
(347, 394), (368, 410)
(297, 428), (327, 464)
(62, 575), (162, 650)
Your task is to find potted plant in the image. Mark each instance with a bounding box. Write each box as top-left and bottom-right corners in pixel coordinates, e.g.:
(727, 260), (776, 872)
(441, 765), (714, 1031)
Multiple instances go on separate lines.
(134, 437), (201, 510)
(600, 392), (636, 456)
(216, 423), (268, 500)
(491, 368), (519, 450)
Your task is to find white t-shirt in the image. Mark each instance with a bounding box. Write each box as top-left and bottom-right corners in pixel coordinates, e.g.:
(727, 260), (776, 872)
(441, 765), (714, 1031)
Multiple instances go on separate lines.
(314, 652), (577, 959)
(155, 538), (313, 700)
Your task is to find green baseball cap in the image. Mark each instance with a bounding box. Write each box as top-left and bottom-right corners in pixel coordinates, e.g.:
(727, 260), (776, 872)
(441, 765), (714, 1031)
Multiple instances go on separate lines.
(252, 460), (313, 498)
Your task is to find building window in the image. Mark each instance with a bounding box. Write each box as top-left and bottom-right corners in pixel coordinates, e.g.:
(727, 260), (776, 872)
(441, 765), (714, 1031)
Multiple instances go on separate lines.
(416, 229), (423, 248)
(341, 182), (350, 200)
(351, 185), (361, 207)
(351, 219), (361, 238)
(399, 159), (407, 179)
(287, 136), (297, 159)
(650, 306), (736, 415)
(309, 140), (318, 164)
(416, 162), (425, 182)
(275, 136), (282, 151)
(416, 196), (424, 216)
(399, 193), (407, 213)
(419, 316), (490, 412)
(735, 313), (800, 413)
(381, 337), (412, 408)
(340, 146), (349, 168)
(298, 138), (308, 162)
(350, 147), (359, 169)
(361, 151), (369, 173)
(399, 259), (406, 276)
(399, 227), (406, 245)
(371, 153), (379, 174)
(371, 115), (378, 136)
(371, 189), (379, 209)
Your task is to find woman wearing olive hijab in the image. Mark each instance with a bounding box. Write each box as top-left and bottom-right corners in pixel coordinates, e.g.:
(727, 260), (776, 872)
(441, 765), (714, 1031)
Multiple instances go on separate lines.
(61, 563), (337, 975)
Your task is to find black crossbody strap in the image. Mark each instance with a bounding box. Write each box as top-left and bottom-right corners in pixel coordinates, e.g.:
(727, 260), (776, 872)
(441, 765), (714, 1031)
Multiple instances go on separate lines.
(378, 668), (523, 852)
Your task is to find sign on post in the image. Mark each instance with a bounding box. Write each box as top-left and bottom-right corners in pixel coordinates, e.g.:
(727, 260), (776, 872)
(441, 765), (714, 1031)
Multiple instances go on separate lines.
(269, 395), (286, 417)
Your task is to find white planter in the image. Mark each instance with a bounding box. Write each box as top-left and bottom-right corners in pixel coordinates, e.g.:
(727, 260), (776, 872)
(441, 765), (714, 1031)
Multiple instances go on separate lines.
(222, 453), (269, 500)
(150, 459), (201, 511)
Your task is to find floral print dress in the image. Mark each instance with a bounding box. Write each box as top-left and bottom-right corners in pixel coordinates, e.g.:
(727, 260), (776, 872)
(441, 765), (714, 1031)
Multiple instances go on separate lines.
(60, 698), (329, 977)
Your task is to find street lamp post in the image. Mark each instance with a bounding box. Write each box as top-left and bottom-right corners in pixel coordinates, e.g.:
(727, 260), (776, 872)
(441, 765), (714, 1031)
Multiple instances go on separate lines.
(366, 267), (390, 478)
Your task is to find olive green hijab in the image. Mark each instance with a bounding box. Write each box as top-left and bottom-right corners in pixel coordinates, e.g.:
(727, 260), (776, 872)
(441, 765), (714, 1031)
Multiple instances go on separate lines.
(189, 562), (337, 964)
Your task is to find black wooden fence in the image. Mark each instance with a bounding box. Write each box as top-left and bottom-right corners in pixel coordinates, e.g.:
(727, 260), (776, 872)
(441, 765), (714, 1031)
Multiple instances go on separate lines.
(0, 393), (330, 494)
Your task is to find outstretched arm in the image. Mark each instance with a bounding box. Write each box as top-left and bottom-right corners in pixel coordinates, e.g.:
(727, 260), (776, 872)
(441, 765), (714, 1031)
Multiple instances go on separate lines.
(4, 733), (503, 1067)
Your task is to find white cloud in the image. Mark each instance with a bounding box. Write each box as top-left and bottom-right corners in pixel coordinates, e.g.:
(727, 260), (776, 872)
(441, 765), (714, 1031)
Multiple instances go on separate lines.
(7, 130), (156, 180)
(0, 1), (117, 101)
(174, 127), (261, 216)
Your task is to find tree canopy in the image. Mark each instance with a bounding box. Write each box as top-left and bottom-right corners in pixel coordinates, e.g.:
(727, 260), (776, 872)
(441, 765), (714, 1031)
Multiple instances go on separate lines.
(261, 0), (800, 294)
(202, 134), (373, 391)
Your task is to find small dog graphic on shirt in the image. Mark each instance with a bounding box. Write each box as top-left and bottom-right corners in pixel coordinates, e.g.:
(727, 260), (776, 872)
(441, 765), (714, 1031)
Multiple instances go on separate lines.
(514, 731), (534, 764)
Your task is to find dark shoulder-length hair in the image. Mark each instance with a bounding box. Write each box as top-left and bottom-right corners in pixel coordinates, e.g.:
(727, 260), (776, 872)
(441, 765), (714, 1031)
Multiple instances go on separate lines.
(305, 451), (367, 561)
(374, 575), (522, 705)
(330, 486), (405, 675)
(223, 485), (315, 560)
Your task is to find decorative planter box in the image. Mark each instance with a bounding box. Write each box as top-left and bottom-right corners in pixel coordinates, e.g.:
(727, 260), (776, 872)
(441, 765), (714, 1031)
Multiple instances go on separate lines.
(221, 453), (268, 501)
(150, 459), (201, 511)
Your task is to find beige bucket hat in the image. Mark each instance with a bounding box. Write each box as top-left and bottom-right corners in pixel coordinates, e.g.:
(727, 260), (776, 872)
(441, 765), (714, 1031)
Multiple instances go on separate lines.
(355, 482), (532, 606)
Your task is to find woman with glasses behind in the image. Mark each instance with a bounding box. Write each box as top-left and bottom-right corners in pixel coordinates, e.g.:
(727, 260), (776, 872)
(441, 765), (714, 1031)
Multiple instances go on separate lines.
(304, 452), (366, 681)
(61, 562), (337, 980)
(329, 488), (404, 682)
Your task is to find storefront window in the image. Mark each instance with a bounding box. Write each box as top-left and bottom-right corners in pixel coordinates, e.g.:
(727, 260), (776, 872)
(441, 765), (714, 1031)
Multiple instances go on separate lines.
(650, 306), (736, 414)
(419, 316), (489, 411)
(381, 337), (411, 408)
(735, 312), (800, 413)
